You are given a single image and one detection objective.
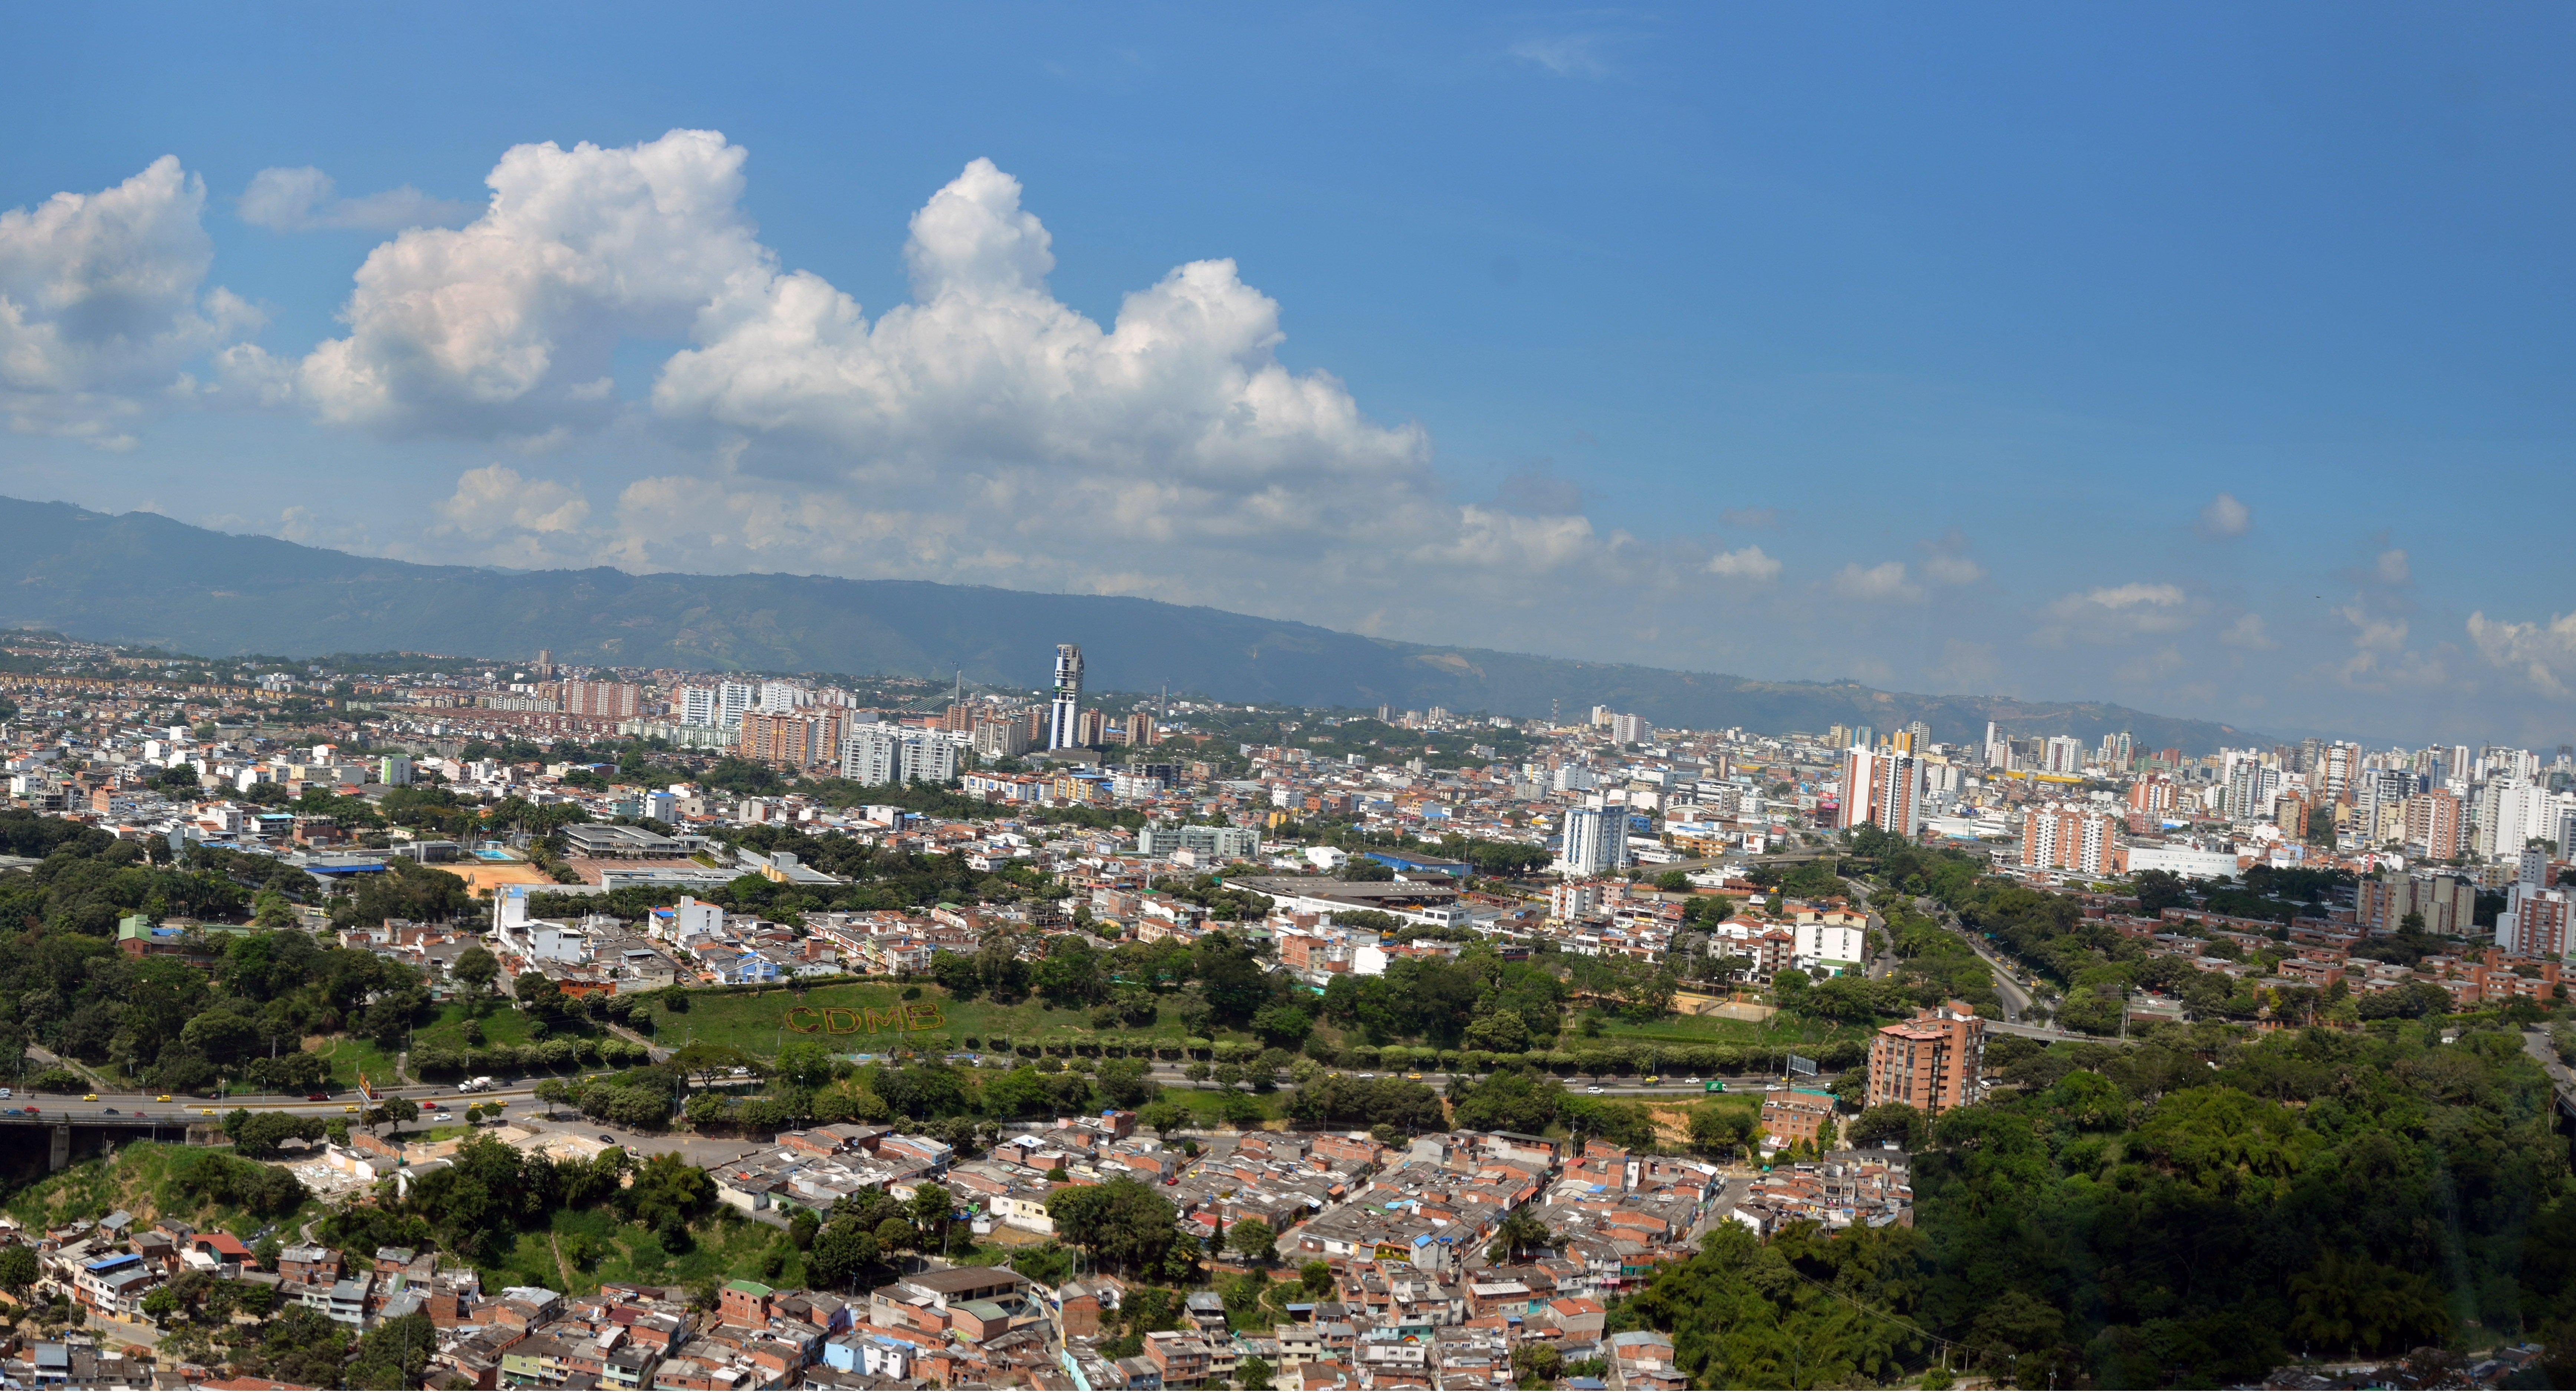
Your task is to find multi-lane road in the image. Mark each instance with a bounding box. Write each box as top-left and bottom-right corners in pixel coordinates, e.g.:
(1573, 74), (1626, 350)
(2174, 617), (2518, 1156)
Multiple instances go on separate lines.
(0, 1080), (543, 1124)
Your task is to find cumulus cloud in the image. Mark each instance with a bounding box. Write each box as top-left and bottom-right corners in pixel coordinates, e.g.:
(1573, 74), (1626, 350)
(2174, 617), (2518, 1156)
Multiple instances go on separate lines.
(2042, 582), (2195, 640)
(1830, 562), (1923, 603)
(1918, 528), (1986, 585)
(2218, 612), (2278, 650)
(2195, 492), (2250, 538)
(438, 463), (591, 534)
(238, 166), (475, 233)
(2374, 548), (2411, 585)
(2468, 610), (2576, 697)
(1705, 546), (1782, 584)
(277, 129), (774, 438)
(349, 135), (1623, 629)
(0, 155), (258, 447)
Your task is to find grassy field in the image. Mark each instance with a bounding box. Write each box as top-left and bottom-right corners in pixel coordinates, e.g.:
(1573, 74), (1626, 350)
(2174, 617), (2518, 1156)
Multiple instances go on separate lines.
(1156, 1086), (1285, 1126)
(481, 1204), (805, 1298)
(307, 1035), (401, 1091)
(1590, 1012), (1869, 1051)
(645, 982), (1199, 1061)
(411, 1000), (543, 1053)
(4, 1142), (325, 1238)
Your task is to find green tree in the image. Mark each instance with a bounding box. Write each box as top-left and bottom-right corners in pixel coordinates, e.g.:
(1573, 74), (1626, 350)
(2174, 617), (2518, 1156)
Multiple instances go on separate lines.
(1047, 1177), (1183, 1276)
(451, 943), (500, 995)
(1486, 1208), (1554, 1263)
(1846, 1103), (1926, 1152)
(1225, 1218), (1278, 1265)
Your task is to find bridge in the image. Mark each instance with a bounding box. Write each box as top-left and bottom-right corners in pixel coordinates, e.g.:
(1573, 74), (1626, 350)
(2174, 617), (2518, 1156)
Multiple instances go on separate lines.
(0, 1113), (210, 1179)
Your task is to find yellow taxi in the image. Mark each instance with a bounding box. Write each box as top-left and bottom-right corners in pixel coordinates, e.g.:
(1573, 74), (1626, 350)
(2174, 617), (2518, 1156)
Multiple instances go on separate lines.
(82, 1094), (98, 1102)
(1406, 1073), (1425, 1080)
(344, 1104), (360, 1113)
(155, 1095), (172, 1103)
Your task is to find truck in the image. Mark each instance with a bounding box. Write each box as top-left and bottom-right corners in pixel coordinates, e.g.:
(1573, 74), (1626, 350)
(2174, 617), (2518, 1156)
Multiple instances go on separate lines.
(458, 1076), (497, 1094)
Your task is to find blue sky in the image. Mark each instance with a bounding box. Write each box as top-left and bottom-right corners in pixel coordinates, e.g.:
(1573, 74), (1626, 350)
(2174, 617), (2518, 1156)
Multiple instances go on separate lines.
(3, 3), (2574, 746)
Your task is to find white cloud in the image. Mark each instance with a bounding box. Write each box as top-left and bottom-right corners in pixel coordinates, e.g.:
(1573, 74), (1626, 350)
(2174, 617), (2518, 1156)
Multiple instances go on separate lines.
(2468, 610), (2576, 698)
(2042, 582), (2194, 640)
(289, 129), (773, 437)
(1918, 528), (1985, 585)
(1509, 35), (1610, 78)
(238, 166), (475, 233)
(342, 138), (1627, 630)
(2374, 548), (2411, 585)
(1830, 562), (1922, 603)
(2218, 612), (2278, 650)
(2196, 492), (2251, 538)
(438, 463), (591, 535)
(0, 155), (258, 447)
(1704, 546), (1781, 584)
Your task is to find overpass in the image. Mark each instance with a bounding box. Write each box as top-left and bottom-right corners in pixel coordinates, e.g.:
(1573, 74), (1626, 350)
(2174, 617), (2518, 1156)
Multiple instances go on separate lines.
(0, 1113), (210, 1178)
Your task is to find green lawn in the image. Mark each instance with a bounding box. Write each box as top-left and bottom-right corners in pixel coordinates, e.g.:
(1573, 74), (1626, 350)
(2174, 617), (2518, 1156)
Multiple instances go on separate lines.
(648, 982), (1200, 1063)
(308, 1035), (401, 1091)
(411, 1000), (544, 1053)
(1590, 1012), (1869, 1050)
(1156, 1085), (1284, 1126)
(480, 1205), (806, 1298)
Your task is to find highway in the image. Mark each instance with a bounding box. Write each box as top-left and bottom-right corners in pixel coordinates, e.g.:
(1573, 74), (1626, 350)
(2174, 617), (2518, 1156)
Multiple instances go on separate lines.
(0, 1080), (544, 1124)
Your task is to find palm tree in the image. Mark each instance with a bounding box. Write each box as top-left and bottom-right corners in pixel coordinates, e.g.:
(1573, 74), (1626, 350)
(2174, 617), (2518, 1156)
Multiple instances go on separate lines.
(1486, 1208), (1555, 1264)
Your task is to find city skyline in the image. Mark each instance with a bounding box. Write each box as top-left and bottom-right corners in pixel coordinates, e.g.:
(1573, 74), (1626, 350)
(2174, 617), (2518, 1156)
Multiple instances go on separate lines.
(6, 7), (2576, 746)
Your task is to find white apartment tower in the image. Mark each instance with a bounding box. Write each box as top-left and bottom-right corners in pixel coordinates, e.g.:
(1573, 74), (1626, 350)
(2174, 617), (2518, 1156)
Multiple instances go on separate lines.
(1840, 747), (1925, 839)
(1048, 644), (1085, 750)
(1556, 804), (1631, 877)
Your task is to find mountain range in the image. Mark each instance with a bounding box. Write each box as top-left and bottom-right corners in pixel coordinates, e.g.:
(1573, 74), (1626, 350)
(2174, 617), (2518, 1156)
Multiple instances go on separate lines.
(0, 496), (2258, 752)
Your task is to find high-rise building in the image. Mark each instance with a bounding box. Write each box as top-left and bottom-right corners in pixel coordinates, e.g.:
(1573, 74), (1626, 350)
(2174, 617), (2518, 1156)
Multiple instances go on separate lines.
(678, 686), (717, 727)
(2358, 871), (2477, 936)
(2020, 804), (2118, 875)
(717, 681), (758, 730)
(1048, 644), (1085, 750)
(1841, 748), (1924, 838)
(2042, 736), (2085, 775)
(2476, 779), (2545, 860)
(972, 715), (1031, 760)
(1982, 722), (2010, 770)
(1866, 1001), (1985, 1117)
(1556, 804), (1631, 877)
(737, 710), (844, 771)
(1077, 708), (1110, 747)
(2405, 791), (2463, 860)
(1609, 712), (1647, 745)
(842, 725), (959, 786)
(556, 680), (642, 719)
(758, 681), (808, 715)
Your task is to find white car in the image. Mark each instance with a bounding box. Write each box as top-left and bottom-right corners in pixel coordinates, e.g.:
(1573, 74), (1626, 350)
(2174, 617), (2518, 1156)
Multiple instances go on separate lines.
(1586, 1086), (1605, 1095)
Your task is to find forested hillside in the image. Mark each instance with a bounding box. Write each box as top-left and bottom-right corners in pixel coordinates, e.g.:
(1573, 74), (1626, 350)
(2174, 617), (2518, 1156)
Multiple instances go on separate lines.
(1618, 835), (2576, 1388)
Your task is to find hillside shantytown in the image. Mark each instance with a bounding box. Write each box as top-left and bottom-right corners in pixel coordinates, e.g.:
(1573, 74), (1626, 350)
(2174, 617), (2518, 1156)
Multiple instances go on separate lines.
(0, 633), (2565, 1390)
